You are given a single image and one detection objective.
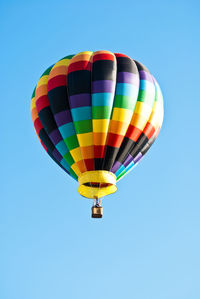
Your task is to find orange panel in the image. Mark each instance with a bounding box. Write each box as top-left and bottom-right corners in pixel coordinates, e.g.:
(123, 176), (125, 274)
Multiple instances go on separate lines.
(109, 120), (128, 135)
(81, 145), (94, 159)
(76, 160), (87, 173)
(93, 132), (107, 145)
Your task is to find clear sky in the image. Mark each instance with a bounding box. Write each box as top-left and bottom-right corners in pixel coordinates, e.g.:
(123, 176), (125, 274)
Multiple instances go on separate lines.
(1, 1), (200, 298)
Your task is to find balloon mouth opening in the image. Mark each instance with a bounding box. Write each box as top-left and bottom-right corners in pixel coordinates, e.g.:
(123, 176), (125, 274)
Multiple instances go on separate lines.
(78, 171), (117, 199)
(83, 182), (113, 188)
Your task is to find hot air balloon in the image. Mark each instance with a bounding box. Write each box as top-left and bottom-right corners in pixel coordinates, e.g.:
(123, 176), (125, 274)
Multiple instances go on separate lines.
(31, 51), (164, 218)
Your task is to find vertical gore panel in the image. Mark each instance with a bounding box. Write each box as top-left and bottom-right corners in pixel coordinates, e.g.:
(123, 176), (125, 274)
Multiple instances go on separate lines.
(35, 65), (80, 178)
(91, 51), (117, 170)
(115, 75), (164, 180)
(48, 56), (87, 174)
(67, 51), (94, 171)
(31, 89), (77, 180)
(112, 60), (155, 173)
(103, 54), (140, 171)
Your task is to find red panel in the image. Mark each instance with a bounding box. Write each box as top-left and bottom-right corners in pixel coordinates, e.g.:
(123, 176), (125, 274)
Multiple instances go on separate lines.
(84, 159), (94, 171)
(143, 122), (156, 140)
(126, 125), (142, 142)
(35, 95), (49, 112)
(41, 141), (47, 152)
(94, 145), (105, 158)
(68, 61), (91, 73)
(106, 133), (124, 148)
(92, 53), (115, 62)
(48, 75), (66, 91)
(114, 53), (129, 58)
(34, 118), (43, 134)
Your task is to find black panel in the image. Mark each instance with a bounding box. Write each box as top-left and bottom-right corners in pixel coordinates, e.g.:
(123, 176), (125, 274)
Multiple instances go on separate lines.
(130, 133), (149, 158)
(38, 107), (57, 134)
(116, 137), (135, 164)
(117, 57), (138, 74)
(92, 60), (116, 81)
(48, 86), (70, 114)
(141, 135), (156, 156)
(94, 158), (104, 170)
(39, 128), (55, 152)
(134, 60), (150, 73)
(67, 70), (91, 95)
(103, 146), (119, 171)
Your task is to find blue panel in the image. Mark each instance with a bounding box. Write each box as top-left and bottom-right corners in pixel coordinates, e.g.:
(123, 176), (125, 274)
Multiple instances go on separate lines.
(60, 158), (71, 171)
(115, 83), (138, 97)
(139, 79), (154, 91)
(92, 93), (113, 106)
(71, 106), (91, 121)
(59, 122), (75, 139)
(115, 164), (125, 177)
(55, 140), (68, 156)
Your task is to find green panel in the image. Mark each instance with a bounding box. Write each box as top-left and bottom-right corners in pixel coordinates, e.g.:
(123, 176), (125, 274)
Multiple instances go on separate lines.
(137, 90), (154, 106)
(60, 54), (75, 60)
(41, 66), (53, 77)
(92, 106), (111, 119)
(74, 119), (92, 134)
(64, 135), (79, 150)
(63, 151), (74, 166)
(69, 169), (78, 180)
(114, 95), (136, 110)
(137, 90), (146, 102)
(31, 87), (36, 98)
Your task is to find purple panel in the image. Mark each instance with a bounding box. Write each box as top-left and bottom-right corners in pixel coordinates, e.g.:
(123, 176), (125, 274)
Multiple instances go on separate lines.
(139, 71), (153, 83)
(52, 148), (63, 161)
(54, 110), (72, 126)
(111, 161), (122, 173)
(49, 129), (62, 145)
(133, 152), (142, 164)
(69, 93), (91, 108)
(92, 80), (115, 93)
(123, 154), (133, 168)
(117, 72), (139, 85)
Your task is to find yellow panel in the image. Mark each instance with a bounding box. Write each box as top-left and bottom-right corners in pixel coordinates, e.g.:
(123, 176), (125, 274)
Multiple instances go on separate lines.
(152, 101), (157, 112)
(52, 58), (71, 67)
(37, 75), (49, 87)
(149, 101), (164, 128)
(92, 119), (110, 133)
(76, 51), (93, 56)
(134, 101), (152, 117)
(71, 163), (81, 176)
(31, 98), (36, 110)
(112, 108), (132, 122)
(77, 132), (93, 146)
(70, 147), (83, 162)
(130, 113), (148, 131)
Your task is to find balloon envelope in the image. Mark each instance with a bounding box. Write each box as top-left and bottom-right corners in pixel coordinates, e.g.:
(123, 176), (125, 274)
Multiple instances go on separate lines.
(31, 51), (164, 199)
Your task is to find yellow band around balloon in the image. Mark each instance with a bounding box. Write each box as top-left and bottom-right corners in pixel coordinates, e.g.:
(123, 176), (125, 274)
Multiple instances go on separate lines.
(78, 171), (117, 199)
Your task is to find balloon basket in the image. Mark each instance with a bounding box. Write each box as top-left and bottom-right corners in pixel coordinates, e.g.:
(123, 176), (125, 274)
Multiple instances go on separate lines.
(91, 205), (103, 218)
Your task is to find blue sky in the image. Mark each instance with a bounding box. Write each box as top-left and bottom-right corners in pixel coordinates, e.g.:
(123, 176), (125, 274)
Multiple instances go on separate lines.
(1, 0), (200, 298)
